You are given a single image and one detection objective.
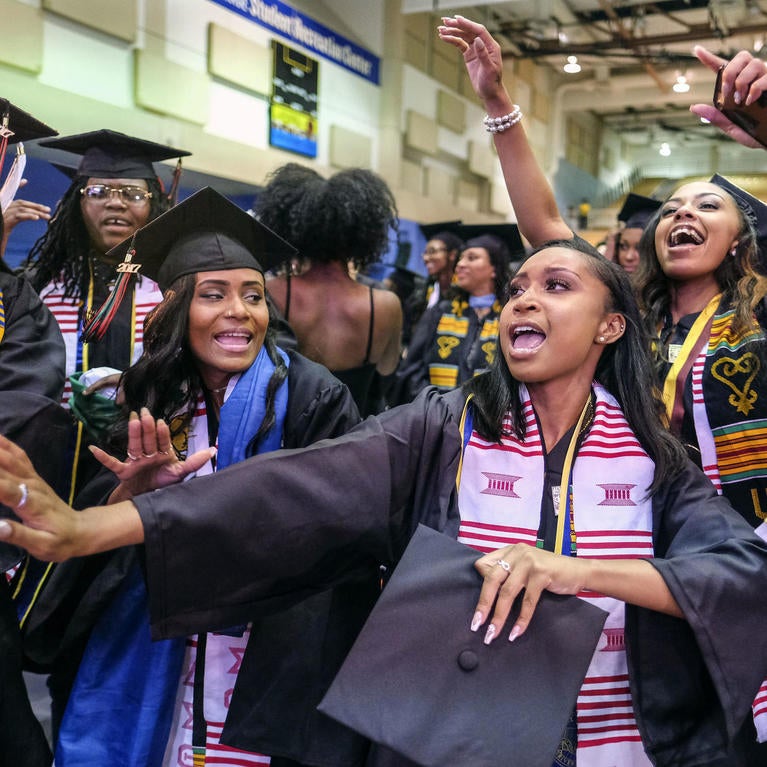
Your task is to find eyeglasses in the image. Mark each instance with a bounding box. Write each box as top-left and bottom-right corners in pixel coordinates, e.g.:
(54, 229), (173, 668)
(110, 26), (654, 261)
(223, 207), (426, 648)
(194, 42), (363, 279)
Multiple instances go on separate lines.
(423, 246), (448, 257)
(80, 184), (153, 205)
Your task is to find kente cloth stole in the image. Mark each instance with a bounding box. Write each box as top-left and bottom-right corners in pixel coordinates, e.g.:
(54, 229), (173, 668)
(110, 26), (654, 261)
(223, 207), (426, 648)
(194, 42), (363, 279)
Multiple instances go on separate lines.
(165, 346), (289, 766)
(429, 296), (500, 390)
(687, 306), (767, 742)
(0, 289), (5, 344)
(56, 350), (288, 767)
(689, 306), (767, 506)
(40, 274), (162, 407)
(457, 383), (655, 767)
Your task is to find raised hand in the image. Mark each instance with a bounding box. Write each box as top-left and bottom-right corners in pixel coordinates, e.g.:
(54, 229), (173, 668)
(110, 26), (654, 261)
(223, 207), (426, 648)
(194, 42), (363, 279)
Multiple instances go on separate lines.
(90, 407), (215, 501)
(690, 46), (767, 149)
(437, 15), (507, 107)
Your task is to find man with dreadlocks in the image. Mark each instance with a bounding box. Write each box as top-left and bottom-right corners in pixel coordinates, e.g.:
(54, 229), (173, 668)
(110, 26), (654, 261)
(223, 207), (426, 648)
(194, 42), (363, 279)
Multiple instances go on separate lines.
(19, 130), (190, 499)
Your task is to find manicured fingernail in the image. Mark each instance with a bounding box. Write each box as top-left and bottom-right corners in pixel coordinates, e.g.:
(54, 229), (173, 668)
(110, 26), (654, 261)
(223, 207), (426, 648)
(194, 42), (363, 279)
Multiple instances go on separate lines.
(483, 624), (496, 644)
(734, 91), (742, 105)
(509, 625), (521, 642)
(471, 611), (483, 632)
(0, 521), (11, 538)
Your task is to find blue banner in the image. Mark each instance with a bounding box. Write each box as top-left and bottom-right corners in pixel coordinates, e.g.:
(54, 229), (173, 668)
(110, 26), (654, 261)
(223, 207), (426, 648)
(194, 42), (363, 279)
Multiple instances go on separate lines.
(209, 0), (380, 85)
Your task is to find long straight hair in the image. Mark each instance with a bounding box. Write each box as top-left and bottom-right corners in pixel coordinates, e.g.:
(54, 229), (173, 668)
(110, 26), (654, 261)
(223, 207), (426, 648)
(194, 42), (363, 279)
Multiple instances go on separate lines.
(109, 273), (288, 454)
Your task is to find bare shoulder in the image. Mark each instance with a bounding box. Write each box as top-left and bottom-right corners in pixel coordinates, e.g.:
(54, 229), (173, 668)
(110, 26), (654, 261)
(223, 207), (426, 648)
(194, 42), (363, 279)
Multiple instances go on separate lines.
(372, 286), (403, 320)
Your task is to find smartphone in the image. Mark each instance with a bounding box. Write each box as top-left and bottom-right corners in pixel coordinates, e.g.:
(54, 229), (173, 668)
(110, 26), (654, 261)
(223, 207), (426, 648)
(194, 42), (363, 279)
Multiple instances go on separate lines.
(714, 64), (767, 147)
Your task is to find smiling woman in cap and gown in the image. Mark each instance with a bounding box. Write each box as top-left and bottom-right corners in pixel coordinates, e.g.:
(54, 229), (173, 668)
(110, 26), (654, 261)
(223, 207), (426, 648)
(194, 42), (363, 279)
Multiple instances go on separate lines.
(18, 187), (361, 767)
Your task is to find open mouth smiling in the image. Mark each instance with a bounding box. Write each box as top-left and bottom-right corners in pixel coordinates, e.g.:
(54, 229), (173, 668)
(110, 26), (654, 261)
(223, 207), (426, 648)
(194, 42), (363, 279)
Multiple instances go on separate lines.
(667, 226), (704, 247)
(214, 330), (253, 350)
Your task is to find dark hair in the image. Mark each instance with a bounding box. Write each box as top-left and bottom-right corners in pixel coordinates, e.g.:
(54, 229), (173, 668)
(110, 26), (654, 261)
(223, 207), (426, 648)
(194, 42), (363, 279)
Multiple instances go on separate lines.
(635, 187), (767, 334)
(467, 237), (687, 494)
(428, 231), (464, 259)
(460, 234), (512, 301)
(23, 175), (168, 305)
(254, 163), (398, 271)
(109, 273), (287, 454)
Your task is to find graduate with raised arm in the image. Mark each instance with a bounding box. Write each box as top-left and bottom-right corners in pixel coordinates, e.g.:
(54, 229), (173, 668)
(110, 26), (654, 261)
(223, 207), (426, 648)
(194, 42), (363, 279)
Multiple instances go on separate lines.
(2, 22), (767, 767)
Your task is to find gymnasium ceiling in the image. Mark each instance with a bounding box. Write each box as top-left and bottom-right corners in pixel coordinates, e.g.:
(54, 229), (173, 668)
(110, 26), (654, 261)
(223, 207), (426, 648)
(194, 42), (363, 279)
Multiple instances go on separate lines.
(402, 1), (767, 147)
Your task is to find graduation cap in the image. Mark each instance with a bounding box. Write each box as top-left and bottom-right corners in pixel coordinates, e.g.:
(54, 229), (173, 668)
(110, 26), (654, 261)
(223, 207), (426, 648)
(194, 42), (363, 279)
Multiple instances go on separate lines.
(83, 187), (297, 341)
(318, 525), (608, 767)
(0, 99), (57, 146)
(418, 221), (464, 251)
(617, 193), (661, 231)
(37, 129), (189, 180)
(710, 174), (767, 246)
(0, 99), (57, 213)
(458, 222), (525, 259)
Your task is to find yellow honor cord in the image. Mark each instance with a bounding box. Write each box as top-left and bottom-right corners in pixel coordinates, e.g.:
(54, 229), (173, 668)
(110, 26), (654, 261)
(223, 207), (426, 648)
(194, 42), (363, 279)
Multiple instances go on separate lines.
(553, 396), (592, 555)
(661, 293), (721, 422)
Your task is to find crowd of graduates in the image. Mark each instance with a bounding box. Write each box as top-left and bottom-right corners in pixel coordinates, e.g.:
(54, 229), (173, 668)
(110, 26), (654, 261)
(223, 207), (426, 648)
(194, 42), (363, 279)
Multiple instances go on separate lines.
(1, 14), (767, 767)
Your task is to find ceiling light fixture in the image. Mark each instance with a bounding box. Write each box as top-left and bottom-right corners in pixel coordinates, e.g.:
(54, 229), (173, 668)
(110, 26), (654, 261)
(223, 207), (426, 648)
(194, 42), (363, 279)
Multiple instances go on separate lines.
(563, 55), (581, 74)
(673, 74), (690, 93)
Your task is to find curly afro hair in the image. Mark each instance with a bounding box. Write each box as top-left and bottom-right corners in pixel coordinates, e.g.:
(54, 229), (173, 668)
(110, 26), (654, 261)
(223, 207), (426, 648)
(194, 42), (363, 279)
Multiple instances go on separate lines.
(254, 163), (398, 271)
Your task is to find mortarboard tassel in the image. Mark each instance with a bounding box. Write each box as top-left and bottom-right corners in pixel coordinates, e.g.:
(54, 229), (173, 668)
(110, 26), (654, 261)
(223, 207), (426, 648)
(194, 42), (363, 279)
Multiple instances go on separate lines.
(82, 245), (139, 342)
(166, 159), (183, 206)
(0, 110), (11, 180)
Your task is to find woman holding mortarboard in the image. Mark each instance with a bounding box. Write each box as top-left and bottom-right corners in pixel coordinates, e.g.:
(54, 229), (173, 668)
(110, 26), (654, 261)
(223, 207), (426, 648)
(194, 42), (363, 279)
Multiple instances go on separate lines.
(436, 15), (767, 760)
(20, 187), (360, 766)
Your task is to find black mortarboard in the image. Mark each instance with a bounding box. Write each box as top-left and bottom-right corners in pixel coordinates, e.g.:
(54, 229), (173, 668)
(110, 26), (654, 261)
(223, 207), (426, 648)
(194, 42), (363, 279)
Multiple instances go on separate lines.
(318, 525), (608, 767)
(617, 193), (661, 231)
(710, 174), (767, 245)
(84, 188), (296, 341)
(0, 99), (57, 249)
(458, 222), (525, 258)
(0, 99), (57, 145)
(419, 220), (463, 243)
(37, 129), (190, 180)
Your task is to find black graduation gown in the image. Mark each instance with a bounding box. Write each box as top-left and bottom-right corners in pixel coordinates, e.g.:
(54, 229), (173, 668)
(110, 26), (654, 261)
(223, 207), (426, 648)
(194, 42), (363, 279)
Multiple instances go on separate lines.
(0, 274), (69, 767)
(392, 298), (500, 405)
(21, 351), (361, 745)
(134, 386), (767, 767)
(0, 272), (66, 400)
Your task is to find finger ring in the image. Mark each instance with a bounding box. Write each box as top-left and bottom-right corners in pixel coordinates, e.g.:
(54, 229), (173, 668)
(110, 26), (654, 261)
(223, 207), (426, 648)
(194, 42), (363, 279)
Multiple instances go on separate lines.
(495, 559), (510, 572)
(142, 451), (157, 458)
(126, 451), (139, 461)
(16, 482), (28, 509)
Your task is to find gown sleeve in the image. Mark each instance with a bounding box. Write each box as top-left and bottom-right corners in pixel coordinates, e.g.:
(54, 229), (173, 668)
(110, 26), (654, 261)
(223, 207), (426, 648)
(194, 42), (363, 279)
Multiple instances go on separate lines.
(626, 459), (767, 758)
(0, 273), (66, 400)
(136, 387), (464, 640)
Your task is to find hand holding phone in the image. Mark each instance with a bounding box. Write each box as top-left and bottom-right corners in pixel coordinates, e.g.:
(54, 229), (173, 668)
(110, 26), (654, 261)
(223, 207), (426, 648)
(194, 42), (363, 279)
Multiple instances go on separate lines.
(714, 64), (767, 148)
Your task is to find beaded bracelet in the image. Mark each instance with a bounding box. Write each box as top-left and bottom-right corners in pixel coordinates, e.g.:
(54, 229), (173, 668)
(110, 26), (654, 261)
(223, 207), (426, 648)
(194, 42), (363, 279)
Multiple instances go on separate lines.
(483, 106), (523, 133)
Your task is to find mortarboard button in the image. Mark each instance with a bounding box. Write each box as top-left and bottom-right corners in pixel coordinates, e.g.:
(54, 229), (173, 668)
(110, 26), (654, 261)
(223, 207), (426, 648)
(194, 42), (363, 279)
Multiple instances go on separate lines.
(456, 649), (478, 672)
(318, 525), (608, 767)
